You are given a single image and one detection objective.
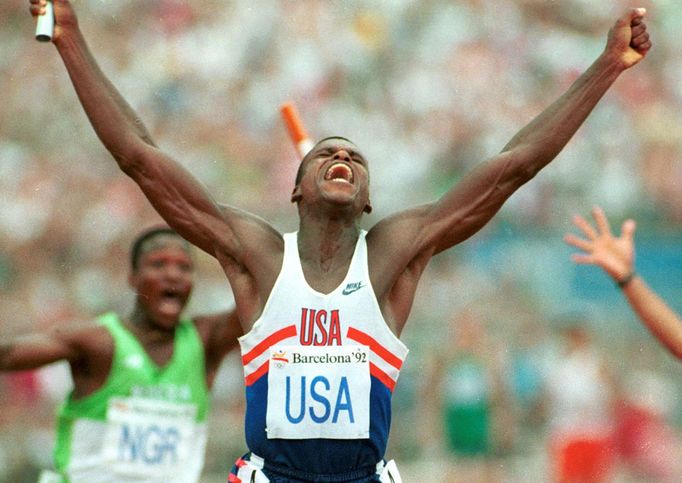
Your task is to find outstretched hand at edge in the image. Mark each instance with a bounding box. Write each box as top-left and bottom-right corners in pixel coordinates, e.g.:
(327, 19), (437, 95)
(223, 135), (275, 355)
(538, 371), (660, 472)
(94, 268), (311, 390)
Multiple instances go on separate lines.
(564, 206), (635, 282)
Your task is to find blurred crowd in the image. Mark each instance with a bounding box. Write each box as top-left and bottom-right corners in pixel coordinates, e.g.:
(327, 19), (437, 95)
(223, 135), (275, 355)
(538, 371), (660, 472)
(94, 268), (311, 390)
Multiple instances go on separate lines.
(1, 0), (682, 481)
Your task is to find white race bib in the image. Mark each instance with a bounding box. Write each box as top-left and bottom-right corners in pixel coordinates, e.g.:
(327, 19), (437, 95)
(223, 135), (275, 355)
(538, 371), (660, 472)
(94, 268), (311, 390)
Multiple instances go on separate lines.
(102, 397), (197, 478)
(266, 345), (371, 439)
(37, 470), (65, 483)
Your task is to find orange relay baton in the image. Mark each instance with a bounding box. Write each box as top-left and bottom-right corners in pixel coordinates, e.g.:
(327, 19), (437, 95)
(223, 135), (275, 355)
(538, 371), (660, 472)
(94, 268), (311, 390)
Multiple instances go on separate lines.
(280, 102), (315, 159)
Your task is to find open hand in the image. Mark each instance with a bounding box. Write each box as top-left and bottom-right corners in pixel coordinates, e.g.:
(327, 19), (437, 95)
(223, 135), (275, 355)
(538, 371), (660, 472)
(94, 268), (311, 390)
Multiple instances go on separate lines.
(564, 206), (635, 281)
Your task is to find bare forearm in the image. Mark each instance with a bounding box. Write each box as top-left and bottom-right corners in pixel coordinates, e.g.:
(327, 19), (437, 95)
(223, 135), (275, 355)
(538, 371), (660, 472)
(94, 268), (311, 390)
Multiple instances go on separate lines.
(0, 339), (68, 371)
(502, 55), (622, 170)
(623, 277), (682, 359)
(54, 29), (154, 161)
(0, 344), (42, 371)
(425, 58), (625, 254)
(0, 344), (13, 370)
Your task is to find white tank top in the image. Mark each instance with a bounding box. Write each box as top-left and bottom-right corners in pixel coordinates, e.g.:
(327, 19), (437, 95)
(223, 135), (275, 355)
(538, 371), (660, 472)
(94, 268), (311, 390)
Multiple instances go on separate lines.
(238, 230), (408, 466)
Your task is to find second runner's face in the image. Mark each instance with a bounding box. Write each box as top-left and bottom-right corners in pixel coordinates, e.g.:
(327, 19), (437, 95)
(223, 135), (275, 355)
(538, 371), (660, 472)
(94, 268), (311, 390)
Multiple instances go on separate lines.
(131, 243), (194, 330)
(293, 139), (371, 215)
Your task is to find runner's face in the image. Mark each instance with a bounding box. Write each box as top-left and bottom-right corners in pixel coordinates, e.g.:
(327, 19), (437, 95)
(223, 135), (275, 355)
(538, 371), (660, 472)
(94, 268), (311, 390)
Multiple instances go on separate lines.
(292, 139), (371, 215)
(130, 242), (194, 329)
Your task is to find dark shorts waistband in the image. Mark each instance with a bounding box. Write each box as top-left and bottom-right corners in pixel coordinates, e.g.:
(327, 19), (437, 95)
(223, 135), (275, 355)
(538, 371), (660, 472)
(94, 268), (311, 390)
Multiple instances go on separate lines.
(231, 452), (381, 482)
(264, 459), (378, 482)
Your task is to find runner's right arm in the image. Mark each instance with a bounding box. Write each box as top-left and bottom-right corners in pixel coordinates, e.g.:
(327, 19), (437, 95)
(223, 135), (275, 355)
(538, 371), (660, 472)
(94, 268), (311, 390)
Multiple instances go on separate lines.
(29, 0), (257, 263)
(0, 327), (84, 371)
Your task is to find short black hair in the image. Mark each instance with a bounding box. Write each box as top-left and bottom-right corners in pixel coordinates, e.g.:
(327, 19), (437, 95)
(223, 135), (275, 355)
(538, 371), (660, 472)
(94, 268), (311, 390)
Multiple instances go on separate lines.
(130, 227), (191, 271)
(294, 136), (356, 186)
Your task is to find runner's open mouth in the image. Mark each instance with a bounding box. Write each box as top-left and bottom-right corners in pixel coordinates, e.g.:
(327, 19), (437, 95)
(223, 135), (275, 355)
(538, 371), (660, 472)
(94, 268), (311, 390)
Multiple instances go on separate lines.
(161, 289), (183, 301)
(159, 289), (184, 312)
(324, 163), (354, 184)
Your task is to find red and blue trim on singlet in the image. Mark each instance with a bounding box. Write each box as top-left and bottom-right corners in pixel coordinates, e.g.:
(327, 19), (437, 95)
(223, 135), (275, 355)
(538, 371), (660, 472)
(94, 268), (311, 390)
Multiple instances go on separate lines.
(239, 325), (404, 474)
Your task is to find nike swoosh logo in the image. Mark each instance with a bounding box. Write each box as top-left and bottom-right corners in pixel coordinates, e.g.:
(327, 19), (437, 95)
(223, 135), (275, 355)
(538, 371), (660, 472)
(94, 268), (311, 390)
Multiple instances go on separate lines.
(342, 283), (365, 295)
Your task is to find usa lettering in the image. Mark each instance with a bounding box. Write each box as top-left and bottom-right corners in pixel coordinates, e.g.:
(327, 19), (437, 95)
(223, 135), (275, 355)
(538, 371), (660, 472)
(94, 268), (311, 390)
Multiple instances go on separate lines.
(118, 423), (180, 465)
(299, 308), (342, 346)
(285, 375), (354, 424)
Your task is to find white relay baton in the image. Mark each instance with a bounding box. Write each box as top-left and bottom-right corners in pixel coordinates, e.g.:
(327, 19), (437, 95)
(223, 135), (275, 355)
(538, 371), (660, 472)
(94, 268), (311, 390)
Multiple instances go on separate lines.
(35, 0), (55, 42)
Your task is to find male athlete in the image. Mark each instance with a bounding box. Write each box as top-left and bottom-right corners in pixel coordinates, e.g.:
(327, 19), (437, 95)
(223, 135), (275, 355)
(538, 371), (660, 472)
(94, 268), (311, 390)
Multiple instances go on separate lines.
(0, 228), (241, 482)
(29, 0), (652, 480)
(0, 228), (241, 483)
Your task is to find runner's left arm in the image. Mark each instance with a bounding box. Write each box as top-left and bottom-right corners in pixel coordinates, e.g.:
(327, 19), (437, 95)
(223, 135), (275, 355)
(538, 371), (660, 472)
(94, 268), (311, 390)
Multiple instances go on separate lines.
(396, 9), (651, 256)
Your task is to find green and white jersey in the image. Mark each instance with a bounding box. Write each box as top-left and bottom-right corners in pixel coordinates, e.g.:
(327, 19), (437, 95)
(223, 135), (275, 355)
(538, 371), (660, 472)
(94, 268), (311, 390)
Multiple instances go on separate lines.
(53, 312), (210, 483)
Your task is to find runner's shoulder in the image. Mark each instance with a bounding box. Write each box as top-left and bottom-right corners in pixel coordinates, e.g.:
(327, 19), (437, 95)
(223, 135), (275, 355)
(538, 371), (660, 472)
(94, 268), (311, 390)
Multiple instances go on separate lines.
(49, 317), (114, 353)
